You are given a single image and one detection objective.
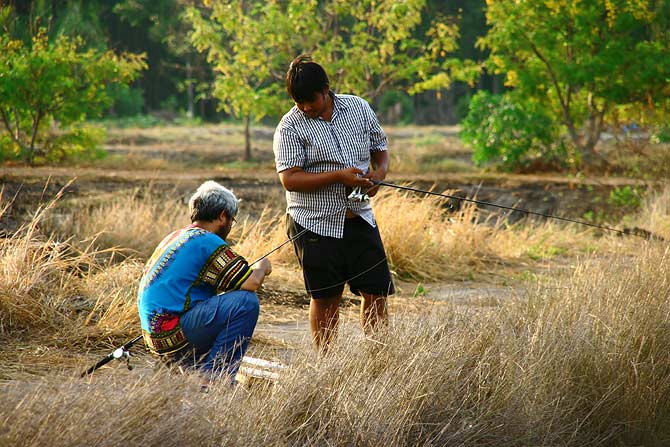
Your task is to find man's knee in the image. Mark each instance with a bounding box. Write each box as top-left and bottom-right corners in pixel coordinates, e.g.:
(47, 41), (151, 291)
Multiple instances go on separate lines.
(239, 290), (260, 317)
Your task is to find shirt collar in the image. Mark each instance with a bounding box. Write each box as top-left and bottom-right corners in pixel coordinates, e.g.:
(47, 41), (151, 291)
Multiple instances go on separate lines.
(330, 91), (347, 112)
(329, 91), (347, 122)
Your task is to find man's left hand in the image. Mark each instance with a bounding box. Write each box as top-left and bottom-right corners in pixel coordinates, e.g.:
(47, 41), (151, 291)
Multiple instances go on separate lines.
(365, 150), (389, 197)
(363, 168), (386, 197)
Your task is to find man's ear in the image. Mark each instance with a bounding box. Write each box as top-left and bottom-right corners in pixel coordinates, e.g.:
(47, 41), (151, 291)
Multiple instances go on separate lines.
(218, 210), (228, 222)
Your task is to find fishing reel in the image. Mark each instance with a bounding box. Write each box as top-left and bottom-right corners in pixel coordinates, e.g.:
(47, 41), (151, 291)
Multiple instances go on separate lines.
(112, 346), (135, 371)
(347, 186), (370, 202)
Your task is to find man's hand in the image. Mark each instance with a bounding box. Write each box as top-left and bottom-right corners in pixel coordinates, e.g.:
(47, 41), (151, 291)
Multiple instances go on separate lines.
(241, 258), (272, 291)
(257, 258), (272, 276)
(363, 168), (386, 197)
(279, 166), (371, 192)
(338, 167), (374, 188)
(363, 150), (389, 197)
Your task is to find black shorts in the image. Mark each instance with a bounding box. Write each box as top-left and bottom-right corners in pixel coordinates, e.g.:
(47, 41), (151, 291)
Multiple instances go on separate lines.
(287, 214), (395, 299)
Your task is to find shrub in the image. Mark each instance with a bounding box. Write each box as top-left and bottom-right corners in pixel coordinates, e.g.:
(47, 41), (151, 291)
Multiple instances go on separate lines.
(106, 83), (145, 117)
(0, 11), (145, 164)
(460, 91), (560, 171)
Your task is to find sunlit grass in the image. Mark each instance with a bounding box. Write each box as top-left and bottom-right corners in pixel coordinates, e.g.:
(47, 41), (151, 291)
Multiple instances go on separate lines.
(41, 184), (646, 285)
(45, 186), (188, 259)
(1, 245), (669, 445)
(1, 178), (669, 445)
(632, 185), (670, 239)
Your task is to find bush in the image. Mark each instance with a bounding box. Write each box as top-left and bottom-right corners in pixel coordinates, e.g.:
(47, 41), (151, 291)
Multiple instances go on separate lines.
(39, 125), (107, 164)
(460, 91), (559, 171)
(608, 185), (642, 210)
(106, 84), (145, 117)
(0, 14), (145, 164)
(651, 126), (670, 144)
(0, 135), (21, 162)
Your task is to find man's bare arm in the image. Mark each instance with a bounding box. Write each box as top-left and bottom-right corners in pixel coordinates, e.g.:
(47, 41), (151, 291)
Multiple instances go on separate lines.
(279, 166), (373, 192)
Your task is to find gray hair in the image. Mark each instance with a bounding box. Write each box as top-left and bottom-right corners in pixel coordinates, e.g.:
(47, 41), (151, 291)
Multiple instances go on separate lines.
(189, 181), (239, 222)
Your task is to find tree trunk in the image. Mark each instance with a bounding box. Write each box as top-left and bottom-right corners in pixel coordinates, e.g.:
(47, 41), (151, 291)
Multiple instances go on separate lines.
(0, 109), (17, 143)
(28, 113), (41, 165)
(244, 114), (252, 161)
(582, 107), (606, 164)
(186, 59), (194, 119)
(492, 75), (502, 95)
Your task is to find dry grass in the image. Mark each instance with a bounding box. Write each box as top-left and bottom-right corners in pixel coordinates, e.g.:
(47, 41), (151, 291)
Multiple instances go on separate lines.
(384, 127), (474, 174)
(79, 260), (144, 336)
(41, 183), (642, 285)
(0, 184), (96, 336)
(373, 187), (623, 282)
(46, 186), (188, 259)
(632, 185), (670, 239)
(1, 178), (670, 445)
(0, 182), (144, 348)
(101, 124), (473, 173)
(1, 245), (669, 446)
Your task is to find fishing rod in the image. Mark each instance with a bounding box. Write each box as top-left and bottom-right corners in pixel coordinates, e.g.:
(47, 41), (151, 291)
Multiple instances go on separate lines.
(83, 178), (646, 376)
(370, 180), (648, 239)
(81, 335), (142, 377)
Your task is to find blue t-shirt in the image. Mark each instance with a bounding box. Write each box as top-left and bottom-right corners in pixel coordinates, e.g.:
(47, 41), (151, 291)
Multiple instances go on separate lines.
(138, 226), (251, 335)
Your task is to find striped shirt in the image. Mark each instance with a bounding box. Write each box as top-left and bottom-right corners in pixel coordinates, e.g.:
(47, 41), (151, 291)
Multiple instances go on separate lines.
(273, 93), (388, 238)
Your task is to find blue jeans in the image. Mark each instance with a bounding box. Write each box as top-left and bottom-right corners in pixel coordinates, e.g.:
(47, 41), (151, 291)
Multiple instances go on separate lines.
(179, 290), (259, 377)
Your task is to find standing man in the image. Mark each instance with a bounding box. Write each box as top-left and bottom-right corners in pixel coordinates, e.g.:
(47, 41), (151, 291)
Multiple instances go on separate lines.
(272, 54), (395, 351)
(138, 181), (272, 378)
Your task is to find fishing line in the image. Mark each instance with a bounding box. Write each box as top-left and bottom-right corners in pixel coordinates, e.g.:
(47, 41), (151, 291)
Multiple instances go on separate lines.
(371, 180), (647, 239)
(252, 177), (644, 268)
(304, 256), (390, 294)
(88, 177), (640, 375)
(250, 177), (648, 294)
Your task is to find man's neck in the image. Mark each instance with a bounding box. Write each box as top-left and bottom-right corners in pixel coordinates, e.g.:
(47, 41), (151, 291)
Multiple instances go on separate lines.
(190, 221), (216, 233)
(320, 92), (335, 122)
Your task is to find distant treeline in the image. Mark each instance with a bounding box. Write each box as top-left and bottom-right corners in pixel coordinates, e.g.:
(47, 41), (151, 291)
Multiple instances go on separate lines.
(2, 0), (668, 170)
(4, 0), (495, 125)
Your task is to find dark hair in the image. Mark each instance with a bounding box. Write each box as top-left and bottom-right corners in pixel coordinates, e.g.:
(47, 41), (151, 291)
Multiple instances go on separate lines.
(286, 54), (329, 103)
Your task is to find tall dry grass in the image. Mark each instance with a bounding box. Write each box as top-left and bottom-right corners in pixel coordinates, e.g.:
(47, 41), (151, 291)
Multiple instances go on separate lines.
(0, 184), (92, 335)
(46, 186), (188, 258)
(633, 185), (670, 239)
(2, 180), (670, 445)
(373, 187), (613, 281)
(44, 184), (640, 283)
(1, 245), (669, 446)
(0, 184), (143, 345)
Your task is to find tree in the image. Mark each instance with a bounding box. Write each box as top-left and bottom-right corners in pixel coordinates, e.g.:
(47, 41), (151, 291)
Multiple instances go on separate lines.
(0, 7), (146, 164)
(187, 0), (475, 161)
(314, 0), (477, 100)
(480, 0), (670, 164)
(187, 0), (313, 161)
(113, 0), (211, 119)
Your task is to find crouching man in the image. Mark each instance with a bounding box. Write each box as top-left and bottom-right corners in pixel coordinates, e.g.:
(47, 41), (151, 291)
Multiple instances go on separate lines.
(137, 181), (272, 379)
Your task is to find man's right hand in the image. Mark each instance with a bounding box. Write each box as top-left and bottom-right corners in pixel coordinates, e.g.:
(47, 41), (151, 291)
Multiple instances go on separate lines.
(241, 258), (272, 291)
(257, 258), (272, 276)
(278, 166), (372, 192)
(338, 167), (374, 188)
